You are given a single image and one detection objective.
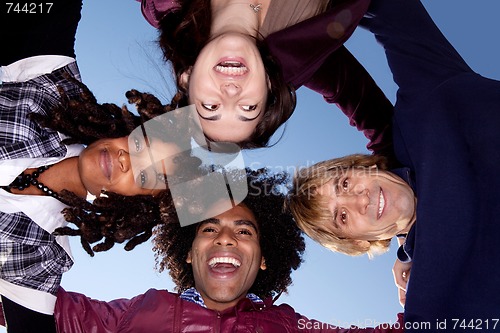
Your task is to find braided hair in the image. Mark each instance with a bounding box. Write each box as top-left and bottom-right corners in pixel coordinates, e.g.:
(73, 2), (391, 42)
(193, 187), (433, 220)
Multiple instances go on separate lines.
(31, 76), (191, 256)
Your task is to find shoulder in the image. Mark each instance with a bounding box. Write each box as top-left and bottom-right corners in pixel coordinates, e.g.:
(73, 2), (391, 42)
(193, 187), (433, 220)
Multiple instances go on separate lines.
(138, 0), (181, 28)
(247, 302), (299, 331)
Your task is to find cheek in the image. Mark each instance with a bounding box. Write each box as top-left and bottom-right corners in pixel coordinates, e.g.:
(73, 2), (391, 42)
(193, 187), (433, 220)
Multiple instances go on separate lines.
(78, 155), (99, 194)
(391, 189), (413, 217)
(107, 177), (144, 196)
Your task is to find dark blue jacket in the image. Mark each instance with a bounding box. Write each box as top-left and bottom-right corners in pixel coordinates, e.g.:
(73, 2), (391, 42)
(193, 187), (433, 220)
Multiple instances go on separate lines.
(362, 0), (500, 330)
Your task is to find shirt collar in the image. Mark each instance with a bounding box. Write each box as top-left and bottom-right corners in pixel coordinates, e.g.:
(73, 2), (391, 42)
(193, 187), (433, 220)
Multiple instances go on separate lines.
(179, 287), (264, 308)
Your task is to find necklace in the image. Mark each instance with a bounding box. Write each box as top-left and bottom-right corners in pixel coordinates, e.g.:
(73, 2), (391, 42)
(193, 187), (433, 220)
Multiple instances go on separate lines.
(249, 3), (262, 13)
(1, 165), (59, 198)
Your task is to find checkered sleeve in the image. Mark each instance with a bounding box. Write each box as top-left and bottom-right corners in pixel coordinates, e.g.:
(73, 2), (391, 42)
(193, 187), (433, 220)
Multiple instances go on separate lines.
(0, 62), (81, 159)
(0, 62), (82, 295)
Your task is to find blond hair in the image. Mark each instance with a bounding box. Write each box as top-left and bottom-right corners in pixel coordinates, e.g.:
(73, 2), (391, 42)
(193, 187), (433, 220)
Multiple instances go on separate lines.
(288, 154), (392, 258)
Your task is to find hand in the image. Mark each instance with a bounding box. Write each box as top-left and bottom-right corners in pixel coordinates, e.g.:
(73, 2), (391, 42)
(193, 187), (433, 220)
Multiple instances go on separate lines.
(397, 287), (406, 307)
(393, 259), (411, 307)
(392, 259), (412, 291)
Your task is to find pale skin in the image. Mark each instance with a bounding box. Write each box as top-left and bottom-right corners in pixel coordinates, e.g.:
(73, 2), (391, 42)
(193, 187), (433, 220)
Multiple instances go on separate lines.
(317, 167), (416, 307)
(180, 0), (272, 143)
(393, 236), (411, 306)
(316, 168), (417, 244)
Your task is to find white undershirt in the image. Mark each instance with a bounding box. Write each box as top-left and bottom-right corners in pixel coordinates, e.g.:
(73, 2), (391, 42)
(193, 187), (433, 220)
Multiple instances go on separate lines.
(0, 55), (75, 83)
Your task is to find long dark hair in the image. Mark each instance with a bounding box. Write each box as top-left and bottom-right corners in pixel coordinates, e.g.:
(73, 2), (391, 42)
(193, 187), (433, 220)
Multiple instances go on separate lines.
(158, 0), (296, 148)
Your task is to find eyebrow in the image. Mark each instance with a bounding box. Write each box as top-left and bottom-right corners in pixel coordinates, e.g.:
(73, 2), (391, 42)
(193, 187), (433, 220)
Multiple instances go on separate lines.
(199, 218), (259, 232)
(198, 113), (221, 121)
(330, 176), (341, 225)
(196, 108), (261, 122)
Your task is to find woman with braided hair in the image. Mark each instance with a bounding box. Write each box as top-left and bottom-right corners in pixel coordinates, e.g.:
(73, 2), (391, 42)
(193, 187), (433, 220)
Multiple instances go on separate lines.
(0, 1), (194, 331)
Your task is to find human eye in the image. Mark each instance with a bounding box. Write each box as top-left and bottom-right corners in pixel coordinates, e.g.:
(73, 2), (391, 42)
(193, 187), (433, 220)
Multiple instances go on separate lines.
(339, 209), (348, 224)
(202, 103), (220, 111)
(237, 228), (253, 236)
(137, 167), (161, 189)
(241, 105), (257, 111)
(202, 226), (217, 233)
(341, 178), (350, 192)
(139, 170), (148, 188)
(132, 135), (142, 152)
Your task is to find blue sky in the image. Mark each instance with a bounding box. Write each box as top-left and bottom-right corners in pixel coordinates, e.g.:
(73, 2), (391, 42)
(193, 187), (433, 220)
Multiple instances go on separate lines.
(4, 1), (499, 331)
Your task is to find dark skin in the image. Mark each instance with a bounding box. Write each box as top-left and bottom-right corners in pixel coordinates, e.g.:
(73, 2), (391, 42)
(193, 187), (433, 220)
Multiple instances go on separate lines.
(9, 157), (87, 198)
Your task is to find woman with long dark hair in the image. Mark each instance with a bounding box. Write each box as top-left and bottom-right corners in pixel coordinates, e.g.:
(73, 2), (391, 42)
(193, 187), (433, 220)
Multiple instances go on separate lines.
(138, 0), (395, 160)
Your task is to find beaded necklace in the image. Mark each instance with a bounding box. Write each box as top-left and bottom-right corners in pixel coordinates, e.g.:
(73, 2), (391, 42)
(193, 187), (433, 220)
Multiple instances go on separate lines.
(1, 165), (59, 198)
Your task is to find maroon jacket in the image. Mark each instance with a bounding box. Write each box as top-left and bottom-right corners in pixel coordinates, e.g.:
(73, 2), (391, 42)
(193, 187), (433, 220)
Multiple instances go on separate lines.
(265, 0), (394, 161)
(0, 287), (404, 332)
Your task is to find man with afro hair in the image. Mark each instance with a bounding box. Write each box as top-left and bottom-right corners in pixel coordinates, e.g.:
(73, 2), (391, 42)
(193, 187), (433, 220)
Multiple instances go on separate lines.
(0, 169), (403, 332)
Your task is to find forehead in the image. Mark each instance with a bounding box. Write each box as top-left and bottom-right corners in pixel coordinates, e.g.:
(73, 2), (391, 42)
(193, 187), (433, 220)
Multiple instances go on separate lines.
(316, 167), (378, 194)
(198, 204), (259, 230)
(326, 167), (382, 182)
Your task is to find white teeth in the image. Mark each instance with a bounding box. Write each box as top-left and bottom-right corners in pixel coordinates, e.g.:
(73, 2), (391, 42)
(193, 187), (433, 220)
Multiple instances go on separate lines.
(221, 61), (242, 66)
(378, 190), (385, 218)
(215, 62), (248, 76)
(208, 257), (241, 267)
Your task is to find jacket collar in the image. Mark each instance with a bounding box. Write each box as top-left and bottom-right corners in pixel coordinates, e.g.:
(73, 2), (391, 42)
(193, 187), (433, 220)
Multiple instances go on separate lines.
(180, 287), (265, 311)
(390, 167), (415, 190)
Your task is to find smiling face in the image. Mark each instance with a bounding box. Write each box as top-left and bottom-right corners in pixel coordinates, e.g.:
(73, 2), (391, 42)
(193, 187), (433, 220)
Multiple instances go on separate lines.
(316, 168), (416, 241)
(78, 135), (181, 197)
(183, 32), (268, 143)
(186, 204), (266, 311)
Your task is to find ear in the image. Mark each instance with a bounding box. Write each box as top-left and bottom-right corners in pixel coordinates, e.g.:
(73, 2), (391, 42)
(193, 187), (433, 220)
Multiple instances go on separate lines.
(179, 68), (192, 92)
(186, 250), (192, 264)
(260, 257), (267, 270)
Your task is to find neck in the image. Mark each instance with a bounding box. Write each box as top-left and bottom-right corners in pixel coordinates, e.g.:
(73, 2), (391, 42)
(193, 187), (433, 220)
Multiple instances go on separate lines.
(46, 157), (88, 198)
(210, 0), (265, 38)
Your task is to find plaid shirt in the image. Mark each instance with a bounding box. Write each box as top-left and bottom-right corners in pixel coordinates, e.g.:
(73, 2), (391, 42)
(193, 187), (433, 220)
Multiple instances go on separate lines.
(0, 62), (82, 297)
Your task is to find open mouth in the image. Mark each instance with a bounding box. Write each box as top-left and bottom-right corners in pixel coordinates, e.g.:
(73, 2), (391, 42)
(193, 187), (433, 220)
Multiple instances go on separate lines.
(208, 257), (241, 267)
(208, 257), (241, 274)
(377, 189), (385, 219)
(215, 61), (248, 76)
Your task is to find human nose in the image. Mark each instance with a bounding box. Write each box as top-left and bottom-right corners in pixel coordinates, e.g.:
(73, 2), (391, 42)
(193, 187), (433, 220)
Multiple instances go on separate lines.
(338, 189), (369, 214)
(118, 149), (131, 173)
(214, 227), (236, 247)
(220, 83), (241, 97)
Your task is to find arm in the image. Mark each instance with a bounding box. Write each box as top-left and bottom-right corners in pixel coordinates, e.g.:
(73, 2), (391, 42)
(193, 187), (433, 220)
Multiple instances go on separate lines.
(136, 0), (180, 28)
(52, 288), (133, 332)
(393, 260), (411, 307)
(392, 236), (411, 293)
(265, 0), (371, 87)
(264, 0), (397, 165)
(359, 0), (471, 99)
(303, 46), (396, 164)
